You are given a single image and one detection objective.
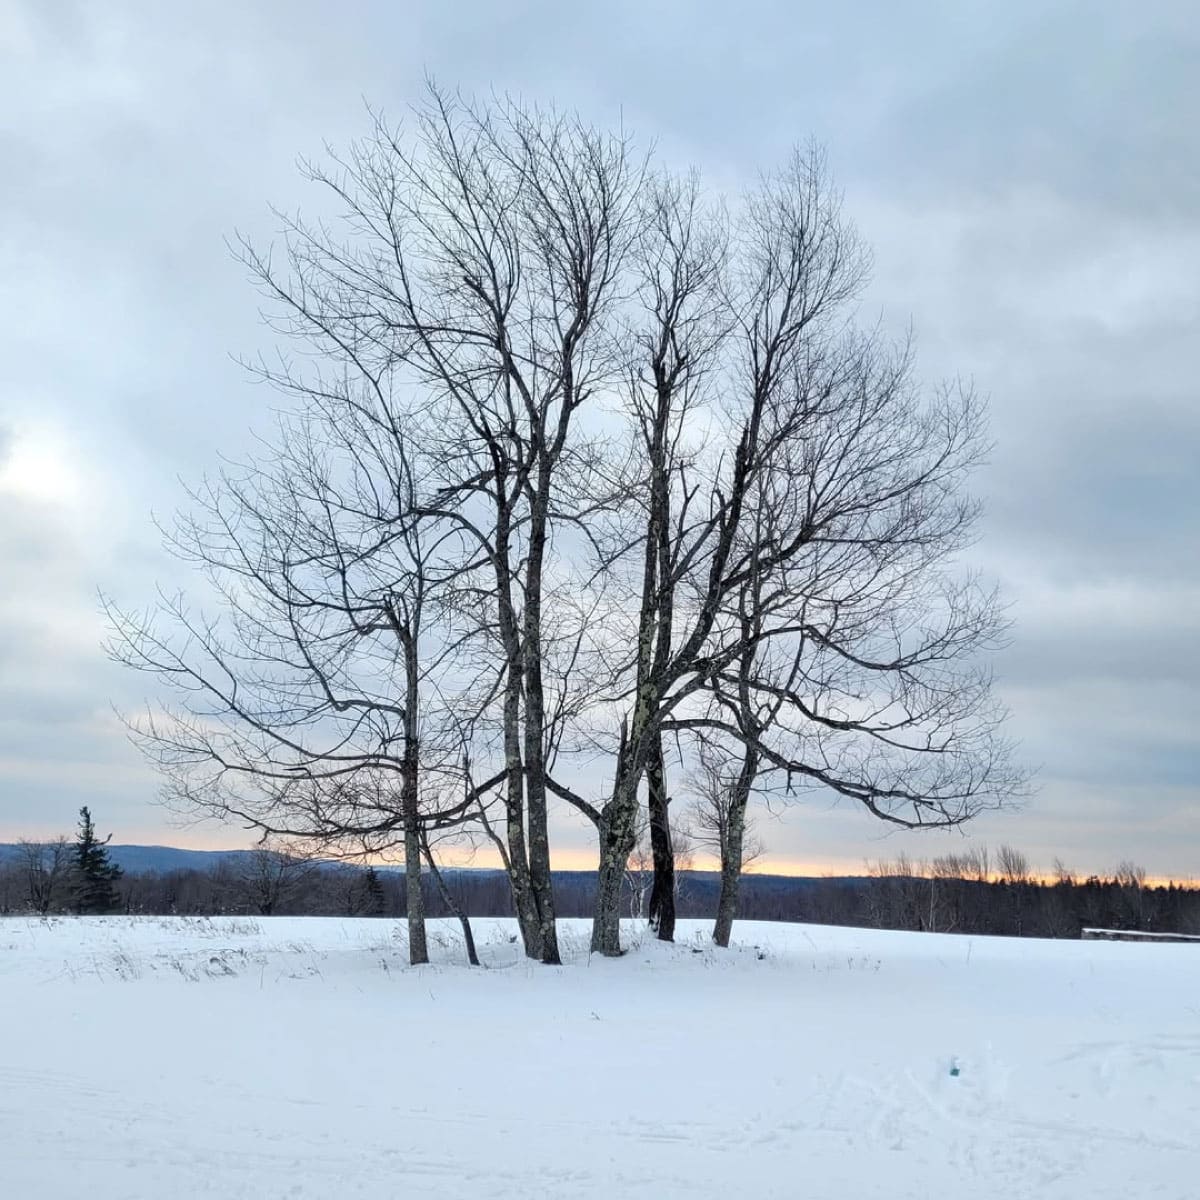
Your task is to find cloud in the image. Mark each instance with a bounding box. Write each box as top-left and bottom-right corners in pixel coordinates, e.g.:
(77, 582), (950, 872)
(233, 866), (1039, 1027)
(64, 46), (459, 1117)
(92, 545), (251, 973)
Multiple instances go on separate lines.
(0, 0), (1195, 878)
(884, 2), (1200, 224)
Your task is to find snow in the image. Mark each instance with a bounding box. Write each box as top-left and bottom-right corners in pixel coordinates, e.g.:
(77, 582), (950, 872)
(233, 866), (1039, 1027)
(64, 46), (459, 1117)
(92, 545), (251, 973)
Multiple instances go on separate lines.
(2, 916), (1198, 1198)
(1083, 927), (1200, 942)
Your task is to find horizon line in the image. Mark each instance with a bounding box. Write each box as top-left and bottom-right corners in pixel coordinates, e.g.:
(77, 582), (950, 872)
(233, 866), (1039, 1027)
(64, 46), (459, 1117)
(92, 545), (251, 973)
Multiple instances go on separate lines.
(5, 837), (1195, 888)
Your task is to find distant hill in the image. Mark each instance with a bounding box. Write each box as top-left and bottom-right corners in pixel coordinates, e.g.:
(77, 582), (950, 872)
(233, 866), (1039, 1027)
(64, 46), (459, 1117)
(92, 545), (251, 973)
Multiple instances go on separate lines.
(0, 843), (864, 891)
(0, 843), (258, 874)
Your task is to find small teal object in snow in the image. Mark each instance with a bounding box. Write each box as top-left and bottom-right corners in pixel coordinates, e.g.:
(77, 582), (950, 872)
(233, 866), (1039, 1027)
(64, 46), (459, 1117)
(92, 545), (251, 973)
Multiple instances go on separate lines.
(949, 1058), (961, 1077)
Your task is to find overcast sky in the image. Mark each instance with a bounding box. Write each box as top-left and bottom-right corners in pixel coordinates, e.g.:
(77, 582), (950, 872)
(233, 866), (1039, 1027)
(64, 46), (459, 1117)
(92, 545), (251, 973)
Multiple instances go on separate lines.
(2, 1), (1197, 877)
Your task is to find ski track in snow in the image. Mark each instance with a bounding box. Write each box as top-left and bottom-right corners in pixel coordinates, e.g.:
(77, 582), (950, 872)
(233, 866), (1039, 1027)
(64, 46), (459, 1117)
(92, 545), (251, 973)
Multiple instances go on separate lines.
(2, 915), (1198, 1198)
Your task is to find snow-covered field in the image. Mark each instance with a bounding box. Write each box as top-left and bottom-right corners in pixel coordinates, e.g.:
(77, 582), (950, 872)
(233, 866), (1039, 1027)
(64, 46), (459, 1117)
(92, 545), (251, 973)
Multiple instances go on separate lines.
(2, 916), (1198, 1198)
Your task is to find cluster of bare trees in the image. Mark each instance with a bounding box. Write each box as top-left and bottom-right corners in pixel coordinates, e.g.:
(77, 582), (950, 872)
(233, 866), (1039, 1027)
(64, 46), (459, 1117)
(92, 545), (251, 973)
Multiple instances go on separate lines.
(11, 839), (74, 915)
(106, 86), (1020, 964)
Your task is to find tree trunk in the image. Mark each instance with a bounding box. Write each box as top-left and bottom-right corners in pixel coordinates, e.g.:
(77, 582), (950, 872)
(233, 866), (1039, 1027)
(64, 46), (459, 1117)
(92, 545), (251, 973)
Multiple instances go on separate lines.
(592, 752), (641, 955)
(712, 797), (745, 948)
(495, 506), (542, 960)
(646, 733), (675, 942)
(712, 860), (741, 949)
(524, 732), (561, 964)
(712, 749), (756, 949)
(459, 911), (480, 968)
(502, 684), (541, 960)
(522, 464), (562, 965)
(403, 799), (428, 965)
(401, 634), (429, 966)
(590, 433), (668, 956)
(592, 825), (628, 956)
(593, 351), (676, 954)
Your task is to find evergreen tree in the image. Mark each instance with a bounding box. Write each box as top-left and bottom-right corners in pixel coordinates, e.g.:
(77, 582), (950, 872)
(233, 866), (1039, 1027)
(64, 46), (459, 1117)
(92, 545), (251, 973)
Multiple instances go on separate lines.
(73, 806), (123, 914)
(362, 866), (386, 917)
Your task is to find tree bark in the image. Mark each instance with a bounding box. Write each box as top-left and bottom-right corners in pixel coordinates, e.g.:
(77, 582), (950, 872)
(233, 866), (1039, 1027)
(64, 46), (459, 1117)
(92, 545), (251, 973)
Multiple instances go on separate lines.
(591, 736), (643, 955)
(590, 358), (675, 956)
(592, 818), (631, 955)
(712, 748), (756, 949)
(494, 503), (543, 960)
(646, 733), (676, 942)
(403, 805), (428, 965)
(402, 634), (429, 966)
(502, 670), (541, 959)
(712, 843), (743, 949)
(522, 461), (562, 965)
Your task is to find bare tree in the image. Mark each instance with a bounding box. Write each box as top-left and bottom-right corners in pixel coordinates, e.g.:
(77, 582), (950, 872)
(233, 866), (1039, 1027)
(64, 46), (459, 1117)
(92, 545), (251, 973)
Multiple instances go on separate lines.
(105, 302), (487, 964)
(1115, 860), (1147, 890)
(932, 845), (991, 883)
(566, 146), (1021, 954)
(207, 87), (640, 966)
(1052, 856), (1077, 887)
(622, 807), (656, 922)
(864, 853), (924, 930)
(686, 741), (766, 946)
(18, 838), (72, 915)
(996, 844), (1031, 885)
(994, 842), (1032, 935)
(1115, 859), (1148, 929)
(235, 840), (318, 916)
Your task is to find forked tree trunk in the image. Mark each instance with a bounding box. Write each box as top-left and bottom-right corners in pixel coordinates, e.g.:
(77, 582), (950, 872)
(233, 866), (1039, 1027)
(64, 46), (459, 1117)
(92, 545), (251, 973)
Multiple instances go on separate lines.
(592, 826), (629, 955)
(591, 410), (671, 956)
(502, 707), (542, 960)
(495, 507), (543, 961)
(592, 754), (641, 955)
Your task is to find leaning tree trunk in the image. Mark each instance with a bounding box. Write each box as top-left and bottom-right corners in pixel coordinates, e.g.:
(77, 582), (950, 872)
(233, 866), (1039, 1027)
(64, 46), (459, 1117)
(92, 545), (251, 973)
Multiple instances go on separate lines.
(592, 742), (643, 955)
(423, 840), (480, 967)
(646, 733), (676, 942)
(712, 853), (742, 949)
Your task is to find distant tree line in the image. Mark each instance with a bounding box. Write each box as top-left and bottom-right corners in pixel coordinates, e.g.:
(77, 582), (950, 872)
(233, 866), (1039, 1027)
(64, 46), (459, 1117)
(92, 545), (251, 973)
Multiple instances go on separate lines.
(852, 848), (1200, 939)
(2, 832), (1195, 942)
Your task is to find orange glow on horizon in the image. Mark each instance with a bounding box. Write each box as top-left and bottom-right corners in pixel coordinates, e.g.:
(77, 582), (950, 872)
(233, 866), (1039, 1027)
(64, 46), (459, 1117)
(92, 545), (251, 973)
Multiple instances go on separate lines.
(3, 826), (1194, 887)
(390, 845), (895, 878)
